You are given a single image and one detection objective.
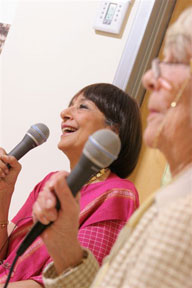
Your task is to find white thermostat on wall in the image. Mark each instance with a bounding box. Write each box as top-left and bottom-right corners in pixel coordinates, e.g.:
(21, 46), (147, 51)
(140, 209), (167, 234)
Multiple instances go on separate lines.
(93, 1), (131, 34)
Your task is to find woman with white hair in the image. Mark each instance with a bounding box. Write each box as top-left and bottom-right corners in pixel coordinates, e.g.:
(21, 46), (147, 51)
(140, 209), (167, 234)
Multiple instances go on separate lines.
(33, 7), (192, 288)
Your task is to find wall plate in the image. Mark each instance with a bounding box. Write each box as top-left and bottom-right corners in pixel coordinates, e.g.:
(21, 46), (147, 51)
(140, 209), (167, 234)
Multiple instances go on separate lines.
(93, 1), (131, 34)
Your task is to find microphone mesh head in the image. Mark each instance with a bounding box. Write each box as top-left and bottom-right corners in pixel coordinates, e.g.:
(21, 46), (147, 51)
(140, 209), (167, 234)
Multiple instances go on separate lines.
(27, 123), (50, 145)
(83, 129), (121, 168)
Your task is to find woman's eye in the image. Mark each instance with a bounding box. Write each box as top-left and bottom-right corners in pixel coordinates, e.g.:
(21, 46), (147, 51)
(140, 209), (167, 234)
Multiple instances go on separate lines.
(79, 104), (89, 109)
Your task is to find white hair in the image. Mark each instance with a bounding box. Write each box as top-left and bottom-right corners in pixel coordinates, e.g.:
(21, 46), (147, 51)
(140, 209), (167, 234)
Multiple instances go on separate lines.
(164, 7), (192, 63)
(165, 8), (192, 126)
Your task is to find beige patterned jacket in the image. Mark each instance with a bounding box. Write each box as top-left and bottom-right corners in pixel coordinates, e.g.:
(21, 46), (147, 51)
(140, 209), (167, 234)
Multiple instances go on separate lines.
(43, 167), (192, 288)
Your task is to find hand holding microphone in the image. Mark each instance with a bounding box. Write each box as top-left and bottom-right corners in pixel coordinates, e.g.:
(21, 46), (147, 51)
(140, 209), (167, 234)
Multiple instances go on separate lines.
(0, 147), (21, 192)
(17, 129), (121, 257)
(2, 128), (121, 288)
(1, 126), (121, 288)
(0, 123), (49, 211)
(29, 128), (121, 274)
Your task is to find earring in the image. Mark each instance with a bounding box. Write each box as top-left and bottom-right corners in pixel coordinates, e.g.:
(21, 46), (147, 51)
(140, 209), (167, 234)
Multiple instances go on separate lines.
(170, 78), (189, 108)
(170, 65), (191, 108)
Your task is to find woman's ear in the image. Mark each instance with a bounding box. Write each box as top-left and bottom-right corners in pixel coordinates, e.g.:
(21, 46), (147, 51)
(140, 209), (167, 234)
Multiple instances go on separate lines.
(105, 123), (119, 135)
(104, 119), (119, 134)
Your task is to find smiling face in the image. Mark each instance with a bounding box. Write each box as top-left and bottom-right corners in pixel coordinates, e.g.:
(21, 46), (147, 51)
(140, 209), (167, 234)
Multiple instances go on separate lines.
(58, 93), (110, 167)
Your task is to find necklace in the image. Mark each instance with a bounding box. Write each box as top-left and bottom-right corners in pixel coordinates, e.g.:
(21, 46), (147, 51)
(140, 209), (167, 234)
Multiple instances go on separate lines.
(87, 168), (110, 184)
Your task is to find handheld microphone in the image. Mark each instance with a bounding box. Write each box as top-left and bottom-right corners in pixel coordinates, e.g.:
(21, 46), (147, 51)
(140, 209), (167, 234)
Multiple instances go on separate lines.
(16, 129), (121, 257)
(2, 123), (50, 288)
(8, 123), (50, 161)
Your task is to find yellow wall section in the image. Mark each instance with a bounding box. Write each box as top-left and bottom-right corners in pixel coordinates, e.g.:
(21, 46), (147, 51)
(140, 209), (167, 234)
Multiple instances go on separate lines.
(129, 93), (167, 204)
(129, 0), (192, 204)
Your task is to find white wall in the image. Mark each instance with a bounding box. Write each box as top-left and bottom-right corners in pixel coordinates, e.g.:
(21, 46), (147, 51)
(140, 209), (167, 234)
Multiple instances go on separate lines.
(0, 0), (138, 218)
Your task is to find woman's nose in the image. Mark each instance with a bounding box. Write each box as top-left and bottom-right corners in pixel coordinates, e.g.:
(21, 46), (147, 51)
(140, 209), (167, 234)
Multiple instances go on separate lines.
(142, 69), (161, 91)
(60, 107), (74, 120)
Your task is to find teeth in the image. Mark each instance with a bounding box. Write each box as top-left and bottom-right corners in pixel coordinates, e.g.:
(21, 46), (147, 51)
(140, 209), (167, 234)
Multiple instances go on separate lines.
(62, 127), (76, 133)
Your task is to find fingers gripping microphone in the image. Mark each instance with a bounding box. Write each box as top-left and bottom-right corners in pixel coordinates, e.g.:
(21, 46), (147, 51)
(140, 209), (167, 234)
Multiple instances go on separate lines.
(16, 129), (121, 257)
(8, 123), (50, 161)
(2, 123), (50, 288)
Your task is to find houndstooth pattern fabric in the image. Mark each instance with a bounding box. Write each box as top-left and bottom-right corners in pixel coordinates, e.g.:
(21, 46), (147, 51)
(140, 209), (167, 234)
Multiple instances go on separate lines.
(97, 196), (192, 288)
(43, 167), (192, 288)
(43, 248), (99, 288)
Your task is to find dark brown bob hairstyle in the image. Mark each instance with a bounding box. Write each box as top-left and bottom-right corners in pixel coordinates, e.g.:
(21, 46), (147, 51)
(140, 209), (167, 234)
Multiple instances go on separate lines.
(70, 83), (142, 178)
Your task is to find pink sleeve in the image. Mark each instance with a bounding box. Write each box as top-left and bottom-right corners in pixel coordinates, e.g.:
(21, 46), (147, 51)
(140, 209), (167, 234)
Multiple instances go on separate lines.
(28, 257), (53, 286)
(11, 172), (57, 225)
(78, 220), (126, 265)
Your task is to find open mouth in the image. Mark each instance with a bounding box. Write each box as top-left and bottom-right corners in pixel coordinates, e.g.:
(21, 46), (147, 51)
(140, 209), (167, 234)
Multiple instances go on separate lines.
(62, 127), (77, 134)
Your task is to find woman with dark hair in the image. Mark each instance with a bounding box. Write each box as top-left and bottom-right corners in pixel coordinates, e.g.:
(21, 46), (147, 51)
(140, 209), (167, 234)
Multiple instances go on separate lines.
(0, 83), (142, 287)
(70, 83), (142, 178)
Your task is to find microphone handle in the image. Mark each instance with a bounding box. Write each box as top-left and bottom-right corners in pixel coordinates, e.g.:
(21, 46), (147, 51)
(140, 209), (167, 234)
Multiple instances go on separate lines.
(16, 154), (101, 257)
(8, 134), (37, 160)
(66, 155), (100, 197)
